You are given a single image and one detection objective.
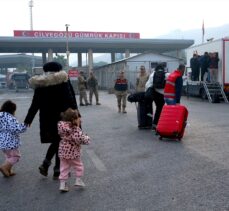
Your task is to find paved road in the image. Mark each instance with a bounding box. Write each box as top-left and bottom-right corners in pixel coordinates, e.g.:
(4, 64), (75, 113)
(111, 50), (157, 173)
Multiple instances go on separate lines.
(0, 90), (229, 211)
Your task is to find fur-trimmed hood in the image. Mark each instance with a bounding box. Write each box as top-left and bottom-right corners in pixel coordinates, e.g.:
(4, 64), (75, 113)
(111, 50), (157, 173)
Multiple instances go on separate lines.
(29, 71), (68, 89)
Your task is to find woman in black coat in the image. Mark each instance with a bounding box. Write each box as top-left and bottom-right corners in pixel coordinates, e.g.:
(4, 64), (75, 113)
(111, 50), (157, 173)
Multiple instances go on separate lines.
(24, 62), (79, 179)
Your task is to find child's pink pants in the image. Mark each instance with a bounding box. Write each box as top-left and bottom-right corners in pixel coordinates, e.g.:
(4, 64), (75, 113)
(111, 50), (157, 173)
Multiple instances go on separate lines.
(59, 158), (84, 181)
(2, 149), (21, 165)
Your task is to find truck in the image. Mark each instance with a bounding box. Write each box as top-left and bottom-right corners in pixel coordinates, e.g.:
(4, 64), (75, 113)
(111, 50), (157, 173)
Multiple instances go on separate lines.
(8, 72), (30, 92)
(185, 38), (229, 103)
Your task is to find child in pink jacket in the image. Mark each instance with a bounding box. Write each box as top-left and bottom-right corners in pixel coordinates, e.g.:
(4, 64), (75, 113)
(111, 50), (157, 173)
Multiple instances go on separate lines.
(58, 108), (91, 192)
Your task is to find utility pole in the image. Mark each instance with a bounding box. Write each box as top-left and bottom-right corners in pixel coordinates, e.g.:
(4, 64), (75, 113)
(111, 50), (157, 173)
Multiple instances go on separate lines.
(29, 0), (35, 69)
(29, 0), (33, 31)
(65, 24), (70, 70)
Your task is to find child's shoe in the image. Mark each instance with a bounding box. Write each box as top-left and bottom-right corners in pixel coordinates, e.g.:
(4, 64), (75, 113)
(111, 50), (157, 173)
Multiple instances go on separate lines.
(74, 177), (85, 187)
(0, 163), (10, 177)
(9, 168), (16, 176)
(59, 181), (69, 192)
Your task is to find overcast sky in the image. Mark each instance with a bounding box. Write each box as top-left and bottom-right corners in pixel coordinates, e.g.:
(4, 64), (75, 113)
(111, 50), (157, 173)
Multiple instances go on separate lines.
(1, 0), (229, 38)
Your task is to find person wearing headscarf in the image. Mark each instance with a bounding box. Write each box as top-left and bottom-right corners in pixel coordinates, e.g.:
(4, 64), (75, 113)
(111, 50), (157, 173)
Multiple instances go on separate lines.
(24, 61), (79, 180)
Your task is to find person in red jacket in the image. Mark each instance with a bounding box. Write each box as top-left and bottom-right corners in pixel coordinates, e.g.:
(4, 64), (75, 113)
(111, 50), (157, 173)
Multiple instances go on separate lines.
(164, 64), (185, 105)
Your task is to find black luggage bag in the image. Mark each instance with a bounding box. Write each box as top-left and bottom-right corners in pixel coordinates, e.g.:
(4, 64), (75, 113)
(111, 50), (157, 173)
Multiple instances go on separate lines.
(137, 101), (153, 129)
(127, 92), (145, 103)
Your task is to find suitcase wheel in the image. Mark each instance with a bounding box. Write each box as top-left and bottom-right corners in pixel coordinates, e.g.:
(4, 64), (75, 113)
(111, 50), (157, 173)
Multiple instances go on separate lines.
(159, 136), (163, 140)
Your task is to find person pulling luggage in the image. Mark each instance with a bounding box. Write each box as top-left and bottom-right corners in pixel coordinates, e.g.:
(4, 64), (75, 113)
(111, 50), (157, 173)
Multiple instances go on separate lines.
(145, 64), (167, 129)
(164, 64), (185, 105)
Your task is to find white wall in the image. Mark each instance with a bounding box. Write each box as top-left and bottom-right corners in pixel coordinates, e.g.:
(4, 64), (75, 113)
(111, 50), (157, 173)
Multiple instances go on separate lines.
(126, 53), (180, 73)
(95, 52), (181, 90)
(224, 40), (229, 84)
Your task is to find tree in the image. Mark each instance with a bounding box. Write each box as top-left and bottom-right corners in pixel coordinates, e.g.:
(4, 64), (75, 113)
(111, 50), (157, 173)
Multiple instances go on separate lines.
(53, 54), (67, 68)
(93, 61), (108, 67)
(16, 64), (31, 75)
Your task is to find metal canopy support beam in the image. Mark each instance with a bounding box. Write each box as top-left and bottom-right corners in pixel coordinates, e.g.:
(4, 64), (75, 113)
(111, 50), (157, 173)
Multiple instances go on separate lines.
(78, 53), (82, 67)
(42, 52), (46, 65)
(125, 49), (130, 58)
(88, 49), (93, 72)
(111, 52), (115, 63)
(47, 49), (53, 62)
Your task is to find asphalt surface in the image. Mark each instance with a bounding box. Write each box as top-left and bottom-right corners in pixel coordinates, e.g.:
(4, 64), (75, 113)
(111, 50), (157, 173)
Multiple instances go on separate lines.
(0, 89), (229, 211)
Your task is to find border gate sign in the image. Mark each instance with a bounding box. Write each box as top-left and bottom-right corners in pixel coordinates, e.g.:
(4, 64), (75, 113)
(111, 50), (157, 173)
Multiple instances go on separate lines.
(14, 30), (140, 39)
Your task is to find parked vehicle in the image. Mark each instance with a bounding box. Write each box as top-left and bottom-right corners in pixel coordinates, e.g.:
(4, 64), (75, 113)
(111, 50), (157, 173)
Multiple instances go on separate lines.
(8, 72), (30, 91)
(0, 74), (6, 88)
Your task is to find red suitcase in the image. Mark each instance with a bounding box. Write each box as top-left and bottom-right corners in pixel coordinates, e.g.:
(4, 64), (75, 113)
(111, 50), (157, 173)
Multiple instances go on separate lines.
(156, 105), (188, 140)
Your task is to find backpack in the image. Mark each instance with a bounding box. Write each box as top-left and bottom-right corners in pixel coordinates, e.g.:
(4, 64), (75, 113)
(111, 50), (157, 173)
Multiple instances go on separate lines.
(153, 70), (166, 89)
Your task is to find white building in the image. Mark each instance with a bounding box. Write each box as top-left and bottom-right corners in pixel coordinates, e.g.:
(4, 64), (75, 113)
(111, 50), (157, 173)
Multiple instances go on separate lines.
(94, 52), (183, 90)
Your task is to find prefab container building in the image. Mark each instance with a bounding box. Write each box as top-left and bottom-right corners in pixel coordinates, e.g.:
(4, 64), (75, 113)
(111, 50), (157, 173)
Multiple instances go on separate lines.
(94, 52), (182, 91)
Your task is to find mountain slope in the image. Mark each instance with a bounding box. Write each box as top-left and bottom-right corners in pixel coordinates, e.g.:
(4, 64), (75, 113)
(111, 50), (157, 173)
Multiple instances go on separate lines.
(156, 24), (229, 45)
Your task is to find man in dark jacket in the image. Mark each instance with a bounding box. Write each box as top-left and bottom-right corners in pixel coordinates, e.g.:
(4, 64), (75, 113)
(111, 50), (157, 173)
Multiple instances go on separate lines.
(200, 52), (210, 81)
(190, 53), (200, 81)
(24, 61), (79, 179)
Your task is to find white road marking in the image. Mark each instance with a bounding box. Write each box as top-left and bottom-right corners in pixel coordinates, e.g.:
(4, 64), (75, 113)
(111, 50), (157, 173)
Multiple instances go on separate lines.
(86, 149), (107, 172)
(0, 96), (30, 100)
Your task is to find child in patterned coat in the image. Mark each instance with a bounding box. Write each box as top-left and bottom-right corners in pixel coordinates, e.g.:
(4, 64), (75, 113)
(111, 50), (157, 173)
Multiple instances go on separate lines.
(58, 108), (91, 192)
(0, 100), (27, 177)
